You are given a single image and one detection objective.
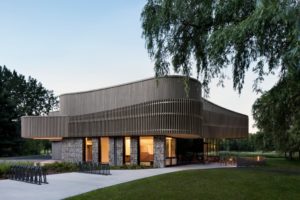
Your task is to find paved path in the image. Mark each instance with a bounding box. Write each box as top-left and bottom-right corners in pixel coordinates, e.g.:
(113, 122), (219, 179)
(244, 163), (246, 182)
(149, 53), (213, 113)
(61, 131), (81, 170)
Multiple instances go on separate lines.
(0, 163), (234, 200)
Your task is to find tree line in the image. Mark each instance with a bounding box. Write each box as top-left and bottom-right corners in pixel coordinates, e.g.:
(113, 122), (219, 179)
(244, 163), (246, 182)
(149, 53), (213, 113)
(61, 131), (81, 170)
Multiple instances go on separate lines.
(0, 66), (58, 157)
(219, 132), (274, 152)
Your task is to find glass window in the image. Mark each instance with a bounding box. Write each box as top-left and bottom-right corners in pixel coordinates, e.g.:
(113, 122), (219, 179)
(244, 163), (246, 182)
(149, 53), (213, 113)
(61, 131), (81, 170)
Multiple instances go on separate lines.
(204, 138), (220, 162)
(166, 137), (176, 166)
(125, 137), (131, 164)
(85, 138), (93, 162)
(100, 137), (109, 163)
(140, 136), (154, 166)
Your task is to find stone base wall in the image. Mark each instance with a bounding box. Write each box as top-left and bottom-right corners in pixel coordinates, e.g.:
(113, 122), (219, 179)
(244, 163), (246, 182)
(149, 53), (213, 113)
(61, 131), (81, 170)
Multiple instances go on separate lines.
(109, 137), (115, 166)
(51, 141), (62, 160)
(60, 136), (167, 168)
(92, 138), (99, 163)
(130, 136), (138, 165)
(108, 137), (124, 166)
(61, 138), (83, 162)
(154, 136), (165, 168)
(115, 137), (124, 166)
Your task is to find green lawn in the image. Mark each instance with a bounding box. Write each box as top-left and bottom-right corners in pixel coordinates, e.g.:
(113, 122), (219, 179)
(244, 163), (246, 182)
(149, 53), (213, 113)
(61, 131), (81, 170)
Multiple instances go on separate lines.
(264, 158), (300, 170)
(219, 151), (284, 158)
(66, 158), (300, 200)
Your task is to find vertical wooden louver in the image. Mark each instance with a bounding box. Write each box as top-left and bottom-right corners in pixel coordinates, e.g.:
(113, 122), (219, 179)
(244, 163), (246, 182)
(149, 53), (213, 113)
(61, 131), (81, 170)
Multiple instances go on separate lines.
(21, 76), (248, 139)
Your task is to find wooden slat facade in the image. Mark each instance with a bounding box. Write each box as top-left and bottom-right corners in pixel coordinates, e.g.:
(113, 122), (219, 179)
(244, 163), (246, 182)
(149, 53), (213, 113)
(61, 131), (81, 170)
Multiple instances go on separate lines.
(59, 76), (202, 116)
(21, 116), (69, 138)
(21, 76), (248, 139)
(202, 99), (248, 138)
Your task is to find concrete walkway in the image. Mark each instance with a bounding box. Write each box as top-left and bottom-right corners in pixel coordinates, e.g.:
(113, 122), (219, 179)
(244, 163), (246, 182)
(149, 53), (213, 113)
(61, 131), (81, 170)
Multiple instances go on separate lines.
(0, 163), (235, 200)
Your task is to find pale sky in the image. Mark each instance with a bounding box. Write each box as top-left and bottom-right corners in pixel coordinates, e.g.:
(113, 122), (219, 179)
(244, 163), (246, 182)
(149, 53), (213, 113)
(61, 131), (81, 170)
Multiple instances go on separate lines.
(0, 0), (279, 133)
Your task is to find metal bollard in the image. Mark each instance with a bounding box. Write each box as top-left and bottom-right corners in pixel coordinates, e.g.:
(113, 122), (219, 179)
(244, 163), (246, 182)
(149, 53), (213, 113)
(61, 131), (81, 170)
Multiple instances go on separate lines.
(8, 165), (48, 185)
(76, 162), (110, 175)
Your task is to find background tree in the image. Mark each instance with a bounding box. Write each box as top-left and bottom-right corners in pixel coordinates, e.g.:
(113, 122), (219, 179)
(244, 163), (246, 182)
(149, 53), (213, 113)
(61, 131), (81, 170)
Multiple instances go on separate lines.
(0, 65), (58, 156)
(219, 132), (275, 152)
(253, 71), (300, 159)
(0, 85), (20, 156)
(141, 0), (299, 93)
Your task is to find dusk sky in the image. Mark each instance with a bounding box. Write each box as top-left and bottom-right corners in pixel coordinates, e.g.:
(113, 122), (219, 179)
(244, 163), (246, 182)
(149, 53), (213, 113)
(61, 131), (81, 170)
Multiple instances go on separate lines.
(0, 0), (280, 133)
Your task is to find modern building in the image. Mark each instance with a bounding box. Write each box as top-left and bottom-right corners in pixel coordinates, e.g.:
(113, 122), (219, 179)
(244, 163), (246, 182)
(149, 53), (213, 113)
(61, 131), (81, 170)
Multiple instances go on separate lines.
(21, 76), (248, 168)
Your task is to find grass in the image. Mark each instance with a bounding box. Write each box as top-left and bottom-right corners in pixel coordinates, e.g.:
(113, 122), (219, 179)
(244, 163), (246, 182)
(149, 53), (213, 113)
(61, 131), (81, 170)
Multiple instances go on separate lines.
(264, 158), (300, 170)
(219, 151), (284, 158)
(66, 158), (300, 200)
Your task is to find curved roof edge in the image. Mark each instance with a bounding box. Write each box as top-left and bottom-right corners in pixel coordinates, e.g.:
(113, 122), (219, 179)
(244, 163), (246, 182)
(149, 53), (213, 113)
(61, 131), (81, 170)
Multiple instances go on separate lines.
(202, 98), (248, 117)
(60, 75), (200, 97)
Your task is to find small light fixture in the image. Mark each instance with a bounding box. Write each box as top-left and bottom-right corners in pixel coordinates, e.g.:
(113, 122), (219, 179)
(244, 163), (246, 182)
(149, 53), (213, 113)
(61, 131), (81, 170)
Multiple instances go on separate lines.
(257, 156), (260, 162)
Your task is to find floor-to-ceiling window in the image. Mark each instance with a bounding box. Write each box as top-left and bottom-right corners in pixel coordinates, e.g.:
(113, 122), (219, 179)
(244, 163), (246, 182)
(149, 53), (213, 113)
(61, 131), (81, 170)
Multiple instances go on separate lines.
(124, 137), (131, 165)
(176, 138), (204, 164)
(100, 137), (109, 163)
(85, 138), (93, 162)
(139, 136), (154, 166)
(165, 137), (176, 166)
(204, 138), (219, 162)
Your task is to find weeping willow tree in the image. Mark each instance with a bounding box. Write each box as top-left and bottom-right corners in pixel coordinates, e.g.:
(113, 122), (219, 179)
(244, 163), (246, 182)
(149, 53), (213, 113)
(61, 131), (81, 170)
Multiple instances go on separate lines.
(253, 70), (300, 159)
(141, 0), (299, 157)
(141, 0), (299, 94)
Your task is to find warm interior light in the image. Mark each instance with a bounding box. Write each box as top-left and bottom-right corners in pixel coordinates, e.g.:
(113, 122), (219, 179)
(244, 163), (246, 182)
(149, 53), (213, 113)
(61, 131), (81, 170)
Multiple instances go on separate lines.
(101, 137), (109, 163)
(140, 136), (154, 165)
(166, 137), (176, 157)
(85, 138), (93, 162)
(125, 137), (131, 156)
(33, 137), (62, 141)
(257, 156), (260, 162)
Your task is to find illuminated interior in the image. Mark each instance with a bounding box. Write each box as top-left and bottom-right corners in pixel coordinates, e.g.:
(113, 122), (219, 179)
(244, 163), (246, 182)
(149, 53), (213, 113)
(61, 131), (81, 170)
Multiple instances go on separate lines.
(124, 137), (131, 164)
(85, 138), (93, 162)
(203, 138), (219, 162)
(100, 137), (109, 163)
(205, 138), (219, 156)
(165, 137), (176, 166)
(140, 136), (154, 166)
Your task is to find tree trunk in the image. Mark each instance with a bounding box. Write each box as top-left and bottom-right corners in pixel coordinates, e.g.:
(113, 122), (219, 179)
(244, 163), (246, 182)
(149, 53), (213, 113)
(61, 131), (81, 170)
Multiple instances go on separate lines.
(299, 151), (300, 160)
(289, 151), (292, 160)
(284, 151), (287, 158)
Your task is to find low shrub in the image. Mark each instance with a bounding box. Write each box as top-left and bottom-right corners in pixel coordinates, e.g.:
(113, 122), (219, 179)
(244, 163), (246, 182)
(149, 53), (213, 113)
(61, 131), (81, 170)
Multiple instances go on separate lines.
(42, 162), (79, 174)
(0, 163), (11, 179)
(219, 151), (284, 158)
(111, 164), (152, 170)
(0, 161), (33, 179)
